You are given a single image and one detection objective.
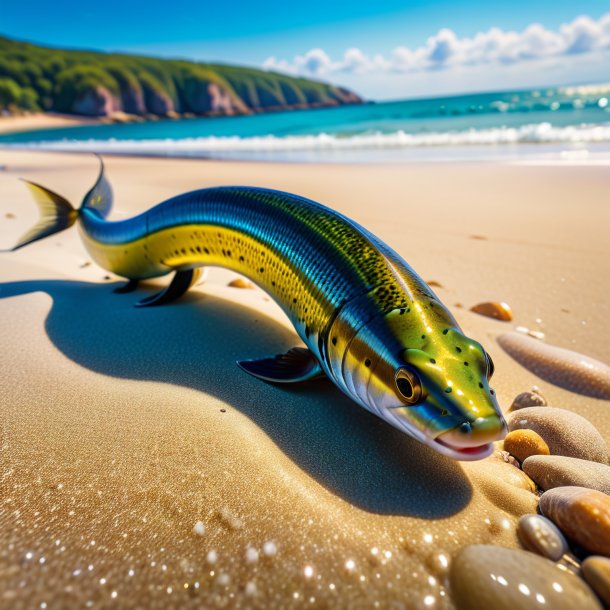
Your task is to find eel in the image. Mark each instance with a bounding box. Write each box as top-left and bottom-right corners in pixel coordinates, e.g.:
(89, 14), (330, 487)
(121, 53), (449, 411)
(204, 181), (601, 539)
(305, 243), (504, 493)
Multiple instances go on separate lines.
(6, 158), (507, 460)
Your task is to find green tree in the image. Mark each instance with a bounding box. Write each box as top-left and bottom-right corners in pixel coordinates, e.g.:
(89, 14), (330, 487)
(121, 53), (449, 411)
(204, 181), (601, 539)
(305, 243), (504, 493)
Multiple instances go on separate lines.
(0, 77), (22, 109)
(19, 87), (40, 110)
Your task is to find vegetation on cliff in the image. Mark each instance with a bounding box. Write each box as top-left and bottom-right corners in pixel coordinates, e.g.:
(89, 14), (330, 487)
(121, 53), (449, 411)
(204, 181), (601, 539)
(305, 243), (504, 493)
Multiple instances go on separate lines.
(0, 36), (362, 117)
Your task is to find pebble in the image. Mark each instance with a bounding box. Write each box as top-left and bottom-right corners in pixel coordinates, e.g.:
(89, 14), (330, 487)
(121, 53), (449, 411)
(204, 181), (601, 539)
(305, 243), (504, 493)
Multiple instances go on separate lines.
(516, 326), (546, 340)
(517, 514), (568, 560)
(228, 278), (254, 289)
(539, 486), (610, 556)
(470, 301), (513, 321)
(509, 390), (547, 411)
(528, 330), (545, 340)
(582, 556), (610, 607)
(497, 332), (610, 399)
(503, 429), (550, 463)
(451, 545), (602, 610)
(523, 455), (610, 495)
(506, 407), (608, 464)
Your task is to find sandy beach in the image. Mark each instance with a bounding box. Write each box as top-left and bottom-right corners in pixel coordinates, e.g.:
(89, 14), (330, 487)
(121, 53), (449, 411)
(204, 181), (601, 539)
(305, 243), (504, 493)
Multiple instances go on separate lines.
(1, 149), (609, 609)
(0, 114), (100, 136)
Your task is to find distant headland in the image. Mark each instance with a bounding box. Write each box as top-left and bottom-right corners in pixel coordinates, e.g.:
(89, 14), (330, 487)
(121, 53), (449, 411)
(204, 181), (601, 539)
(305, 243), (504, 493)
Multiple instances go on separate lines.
(0, 36), (363, 121)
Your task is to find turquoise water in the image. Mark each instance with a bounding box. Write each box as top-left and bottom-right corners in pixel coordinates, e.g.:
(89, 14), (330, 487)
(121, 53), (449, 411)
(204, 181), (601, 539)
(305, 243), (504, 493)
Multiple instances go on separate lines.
(2, 84), (610, 162)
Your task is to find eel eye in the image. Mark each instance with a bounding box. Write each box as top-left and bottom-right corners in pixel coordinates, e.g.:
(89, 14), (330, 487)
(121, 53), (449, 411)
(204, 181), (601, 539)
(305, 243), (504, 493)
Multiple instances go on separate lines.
(395, 367), (423, 405)
(485, 352), (495, 380)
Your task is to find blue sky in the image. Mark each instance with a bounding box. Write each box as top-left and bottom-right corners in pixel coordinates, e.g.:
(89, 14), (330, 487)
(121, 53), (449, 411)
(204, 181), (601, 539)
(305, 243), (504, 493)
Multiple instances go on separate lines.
(2, 1), (609, 99)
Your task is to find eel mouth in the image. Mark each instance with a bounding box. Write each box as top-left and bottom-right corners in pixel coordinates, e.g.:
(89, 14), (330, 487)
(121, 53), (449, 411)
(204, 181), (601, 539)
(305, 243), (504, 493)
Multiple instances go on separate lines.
(383, 408), (497, 461)
(432, 417), (506, 460)
(434, 436), (494, 461)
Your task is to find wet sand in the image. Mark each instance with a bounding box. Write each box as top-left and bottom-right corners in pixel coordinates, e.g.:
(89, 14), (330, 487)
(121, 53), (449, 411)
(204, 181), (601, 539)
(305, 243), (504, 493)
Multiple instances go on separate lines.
(0, 150), (608, 609)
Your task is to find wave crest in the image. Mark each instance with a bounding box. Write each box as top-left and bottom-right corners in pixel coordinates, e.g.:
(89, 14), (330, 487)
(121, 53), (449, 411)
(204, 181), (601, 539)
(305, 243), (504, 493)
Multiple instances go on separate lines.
(6, 122), (610, 156)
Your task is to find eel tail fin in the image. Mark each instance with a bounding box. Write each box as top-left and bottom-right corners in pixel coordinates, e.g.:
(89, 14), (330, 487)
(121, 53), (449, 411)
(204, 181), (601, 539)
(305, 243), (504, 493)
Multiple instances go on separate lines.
(7, 180), (78, 251)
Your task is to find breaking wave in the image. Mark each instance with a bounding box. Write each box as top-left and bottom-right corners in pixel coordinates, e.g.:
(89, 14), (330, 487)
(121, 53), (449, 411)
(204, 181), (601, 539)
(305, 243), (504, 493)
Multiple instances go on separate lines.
(5, 121), (610, 158)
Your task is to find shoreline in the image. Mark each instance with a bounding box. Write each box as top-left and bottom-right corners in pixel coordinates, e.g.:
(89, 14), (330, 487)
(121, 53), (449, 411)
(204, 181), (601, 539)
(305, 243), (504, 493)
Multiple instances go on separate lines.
(0, 112), (102, 135)
(2, 141), (610, 166)
(2, 113), (610, 166)
(0, 101), (369, 137)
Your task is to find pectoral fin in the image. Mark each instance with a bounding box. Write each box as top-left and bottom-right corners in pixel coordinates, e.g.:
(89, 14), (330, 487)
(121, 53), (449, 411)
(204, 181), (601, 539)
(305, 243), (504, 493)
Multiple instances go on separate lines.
(136, 268), (204, 307)
(114, 279), (140, 294)
(237, 347), (325, 383)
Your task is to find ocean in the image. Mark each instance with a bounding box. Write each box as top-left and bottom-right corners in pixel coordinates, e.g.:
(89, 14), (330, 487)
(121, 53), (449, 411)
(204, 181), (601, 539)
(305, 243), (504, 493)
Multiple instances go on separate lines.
(2, 83), (610, 163)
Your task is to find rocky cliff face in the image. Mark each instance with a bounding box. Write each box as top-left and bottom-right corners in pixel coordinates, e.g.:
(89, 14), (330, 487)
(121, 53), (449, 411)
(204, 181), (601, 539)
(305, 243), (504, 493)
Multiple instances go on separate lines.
(0, 35), (364, 119)
(120, 85), (146, 115)
(181, 80), (249, 115)
(69, 78), (362, 118)
(141, 86), (174, 116)
(71, 86), (120, 116)
(333, 86), (362, 104)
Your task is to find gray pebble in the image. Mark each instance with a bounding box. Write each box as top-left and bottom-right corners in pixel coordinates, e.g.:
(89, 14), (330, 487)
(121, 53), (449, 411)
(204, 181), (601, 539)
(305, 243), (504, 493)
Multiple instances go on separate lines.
(517, 514), (568, 560)
(451, 545), (602, 610)
(497, 332), (610, 399)
(523, 455), (610, 495)
(582, 556), (610, 608)
(509, 390), (547, 411)
(506, 407), (608, 464)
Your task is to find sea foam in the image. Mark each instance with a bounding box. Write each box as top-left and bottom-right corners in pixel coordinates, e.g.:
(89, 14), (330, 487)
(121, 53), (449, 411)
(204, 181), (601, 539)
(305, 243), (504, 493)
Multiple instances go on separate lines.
(5, 121), (610, 159)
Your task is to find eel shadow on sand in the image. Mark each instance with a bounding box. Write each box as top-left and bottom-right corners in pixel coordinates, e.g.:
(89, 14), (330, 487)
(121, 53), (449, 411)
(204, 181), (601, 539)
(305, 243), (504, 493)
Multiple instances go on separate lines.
(0, 279), (473, 517)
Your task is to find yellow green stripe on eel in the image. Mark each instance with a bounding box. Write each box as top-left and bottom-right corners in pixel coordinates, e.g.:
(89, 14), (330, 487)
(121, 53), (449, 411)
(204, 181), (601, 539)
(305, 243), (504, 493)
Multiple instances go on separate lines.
(6, 157), (507, 460)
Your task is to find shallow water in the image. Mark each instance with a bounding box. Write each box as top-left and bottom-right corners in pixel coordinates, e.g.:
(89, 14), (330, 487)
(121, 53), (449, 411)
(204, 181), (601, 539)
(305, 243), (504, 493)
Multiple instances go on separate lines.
(1, 84), (610, 162)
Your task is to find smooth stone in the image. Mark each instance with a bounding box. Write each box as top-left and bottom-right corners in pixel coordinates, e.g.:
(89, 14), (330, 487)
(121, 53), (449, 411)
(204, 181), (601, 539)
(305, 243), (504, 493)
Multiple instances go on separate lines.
(504, 429), (550, 463)
(582, 556), (610, 607)
(451, 545), (602, 610)
(228, 278), (254, 289)
(506, 407), (608, 464)
(523, 455), (610, 495)
(539, 486), (610, 556)
(497, 332), (610, 399)
(517, 514), (569, 560)
(470, 301), (513, 321)
(509, 390), (547, 411)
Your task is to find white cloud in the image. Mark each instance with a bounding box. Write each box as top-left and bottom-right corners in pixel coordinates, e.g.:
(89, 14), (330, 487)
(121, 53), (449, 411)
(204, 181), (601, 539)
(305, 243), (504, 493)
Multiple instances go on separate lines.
(263, 13), (610, 77)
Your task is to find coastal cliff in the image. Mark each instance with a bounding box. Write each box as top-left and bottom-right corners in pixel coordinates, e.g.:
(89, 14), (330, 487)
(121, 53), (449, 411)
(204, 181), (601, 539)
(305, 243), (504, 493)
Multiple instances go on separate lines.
(0, 36), (363, 118)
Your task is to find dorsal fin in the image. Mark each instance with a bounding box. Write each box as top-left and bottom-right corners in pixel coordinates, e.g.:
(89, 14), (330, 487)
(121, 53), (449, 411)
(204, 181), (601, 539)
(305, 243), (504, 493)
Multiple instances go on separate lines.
(80, 154), (113, 218)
